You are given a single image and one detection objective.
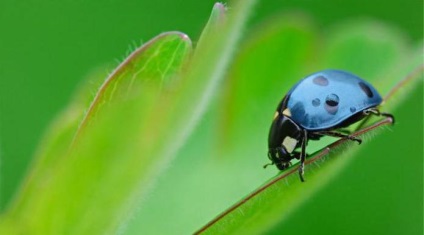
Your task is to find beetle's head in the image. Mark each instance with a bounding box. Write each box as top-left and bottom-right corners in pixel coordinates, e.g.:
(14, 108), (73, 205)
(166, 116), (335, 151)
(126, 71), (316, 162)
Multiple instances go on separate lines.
(266, 147), (291, 170)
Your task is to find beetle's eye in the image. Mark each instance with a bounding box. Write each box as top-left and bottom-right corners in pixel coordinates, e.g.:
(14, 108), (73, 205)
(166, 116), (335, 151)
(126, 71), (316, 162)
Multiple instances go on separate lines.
(325, 94), (339, 107)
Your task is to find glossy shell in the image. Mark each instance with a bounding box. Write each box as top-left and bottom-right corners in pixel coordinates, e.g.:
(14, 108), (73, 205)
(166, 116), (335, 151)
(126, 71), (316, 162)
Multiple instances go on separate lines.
(283, 70), (382, 130)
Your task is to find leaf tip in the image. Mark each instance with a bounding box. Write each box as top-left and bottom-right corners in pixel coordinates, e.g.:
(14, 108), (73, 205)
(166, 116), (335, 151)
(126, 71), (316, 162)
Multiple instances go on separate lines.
(214, 2), (227, 13)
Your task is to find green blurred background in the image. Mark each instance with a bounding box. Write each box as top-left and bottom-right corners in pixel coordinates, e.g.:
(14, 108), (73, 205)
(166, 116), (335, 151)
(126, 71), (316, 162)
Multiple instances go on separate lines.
(0, 0), (422, 231)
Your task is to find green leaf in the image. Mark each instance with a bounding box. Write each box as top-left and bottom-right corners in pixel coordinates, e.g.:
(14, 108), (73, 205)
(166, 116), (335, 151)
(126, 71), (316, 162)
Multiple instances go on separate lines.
(1, 0), (258, 233)
(154, 0), (257, 156)
(193, 19), (422, 234)
(2, 32), (192, 234)
(123, 1), (266, 234)
(74, 32), (193, 141)
(197, 2), (227, 49)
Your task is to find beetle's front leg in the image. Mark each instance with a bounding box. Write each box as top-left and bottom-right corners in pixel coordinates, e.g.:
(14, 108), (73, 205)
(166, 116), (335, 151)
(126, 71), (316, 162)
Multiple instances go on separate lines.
(298, 129), (308, 182)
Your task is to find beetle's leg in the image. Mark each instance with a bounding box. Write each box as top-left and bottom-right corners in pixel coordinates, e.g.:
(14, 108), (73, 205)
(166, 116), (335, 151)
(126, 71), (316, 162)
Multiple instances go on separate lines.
(380, 112), (395, 123)
(298, 129), (308, 182)
(337, 129), (352, 135)
(357, 108), (395, 130)
(292, 151), (309, 160)
(363, 107), (379, 116)
(292, 151), (301, 160)
(316, 131), (362, 145)
(363, 108), (395, 124)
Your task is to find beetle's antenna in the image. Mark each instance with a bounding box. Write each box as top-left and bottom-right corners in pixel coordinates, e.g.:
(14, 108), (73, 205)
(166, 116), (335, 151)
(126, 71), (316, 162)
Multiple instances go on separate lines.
(263, 162), (274, 169)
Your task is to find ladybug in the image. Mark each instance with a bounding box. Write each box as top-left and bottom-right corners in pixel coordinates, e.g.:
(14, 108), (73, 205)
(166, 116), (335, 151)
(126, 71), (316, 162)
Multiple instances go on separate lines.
(265, 70), (393, 182)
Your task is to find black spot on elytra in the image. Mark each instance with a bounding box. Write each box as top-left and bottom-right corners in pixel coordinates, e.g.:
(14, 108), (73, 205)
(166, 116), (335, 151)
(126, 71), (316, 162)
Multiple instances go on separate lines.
(291, 102), (306, 123)
(359, 82), (374, 98)
(313, 76), (329, 86)
(312, 98), (320, 107)
(350, 107), (357, 113)
(325, 94), (339, 115)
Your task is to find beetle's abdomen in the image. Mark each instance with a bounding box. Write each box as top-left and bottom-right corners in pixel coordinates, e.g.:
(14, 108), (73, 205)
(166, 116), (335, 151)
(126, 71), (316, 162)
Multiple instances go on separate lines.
(284, 70), (382, 130)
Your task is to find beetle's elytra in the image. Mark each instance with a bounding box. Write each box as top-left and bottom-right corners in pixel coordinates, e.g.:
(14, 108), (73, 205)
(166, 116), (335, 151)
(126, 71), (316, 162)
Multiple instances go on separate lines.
(266, 70), (394, 181)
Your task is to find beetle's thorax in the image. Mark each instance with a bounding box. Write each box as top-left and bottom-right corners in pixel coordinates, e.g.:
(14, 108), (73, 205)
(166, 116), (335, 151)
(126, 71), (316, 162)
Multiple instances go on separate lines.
(268, 113), (303, 153)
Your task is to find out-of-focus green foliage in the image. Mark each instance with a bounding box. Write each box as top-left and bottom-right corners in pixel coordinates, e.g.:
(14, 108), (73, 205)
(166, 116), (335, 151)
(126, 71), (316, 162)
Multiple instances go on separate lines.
(1, 1), (259, 234)
(1, 31), (194, 234)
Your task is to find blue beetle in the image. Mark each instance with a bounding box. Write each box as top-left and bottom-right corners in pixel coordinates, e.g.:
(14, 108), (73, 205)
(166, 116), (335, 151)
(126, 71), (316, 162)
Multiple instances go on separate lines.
(266, 70), (393, 181)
